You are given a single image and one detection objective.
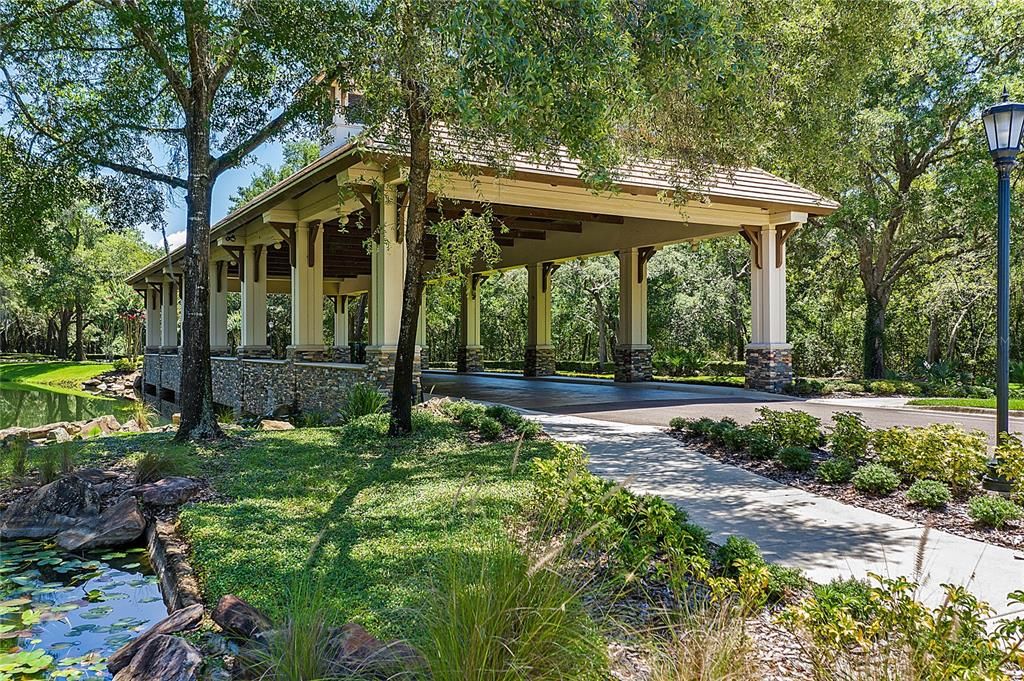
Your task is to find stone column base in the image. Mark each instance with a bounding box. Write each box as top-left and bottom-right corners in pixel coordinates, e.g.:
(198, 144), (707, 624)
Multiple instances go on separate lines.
(524, 346), (556, 377)
(331, 346), (352, 363)
(210, 345), (233, 357)
(286, 345), (326, 362)
(457, 346), (484, 373)
(237, 345), (273, 359)
(158, 346), (179, 355)
(364, 346), (422, 403)
(419, 346), (429, 371)
(745, 344), (793, 393)
(613, 345), (652, 382)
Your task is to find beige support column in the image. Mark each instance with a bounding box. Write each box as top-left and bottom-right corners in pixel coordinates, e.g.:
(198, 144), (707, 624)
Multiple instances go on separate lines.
(288, 222), (326, 360)
(614, 247), (653, 382)
(209, 259), (229, 355)
(333, 294), (351, 361)
(238, 243), (270, 358)
(745, 223), (794, 392)
(457, 275), (484, 373)
(160, 275), (178, 352)
(524, 262), (555, 376)
(145, 286), (161, 351)
(366, 189), (407, 392)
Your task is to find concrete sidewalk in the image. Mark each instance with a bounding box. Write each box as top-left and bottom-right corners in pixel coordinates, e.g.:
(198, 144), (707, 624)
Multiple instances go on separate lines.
(530, 412), (1023, 613)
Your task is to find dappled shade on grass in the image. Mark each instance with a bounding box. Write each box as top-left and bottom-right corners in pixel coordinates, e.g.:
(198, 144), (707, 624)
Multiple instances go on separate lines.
(170, 411), (552, 642)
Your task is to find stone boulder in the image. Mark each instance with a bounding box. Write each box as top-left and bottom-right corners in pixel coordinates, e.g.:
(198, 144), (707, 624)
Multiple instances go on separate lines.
(111, 635), (202, 681)
(327, 623), (426, 678)
(75, 468), (119, 485)
(26, 421), (70, 439)
(55, 497), (146, 551)
(121, 419), (140, 433)
(212, 595), (271, 639)
(131, 477), (202, 507)
(47, 427), (71, 443)
(107, 603), (204, 673)
(99, 414), (122, 433)
(258, 419), (294, 431)
(0, 476), (101, 539)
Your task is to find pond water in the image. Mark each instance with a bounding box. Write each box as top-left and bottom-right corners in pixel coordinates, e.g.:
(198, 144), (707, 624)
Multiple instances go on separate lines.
(0, 384), (136, 431)
(0, 540), (167, 679)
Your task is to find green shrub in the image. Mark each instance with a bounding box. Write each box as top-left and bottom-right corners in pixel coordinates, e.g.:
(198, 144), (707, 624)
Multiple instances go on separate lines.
(967, 495), (1023, 529)
(485, 404), (524, 430)
(477, 416), (504, 441)
(515, 419), (542, 440)
(341, 382), (387, 422)
(816, 457), (855, 484)
(786, 378), (826, 396)
(423, 541), (607, 680)
(871, 424), (986, 491)
(703, 360), (745, 377)
(750, 407), (822, 448)
(112, 357), (139, 372)
(996, 433), (1024, 500)
(852, 464), (900, 496)
(810, 578), (874, 623)
(714, 536), (762, 577)
(905, 479), (951, 510)
(765, 564), (807, 603)
(668, 417), (689, 431)
(828, 411), (868, 460)
(38, 449), (58, 484)
(777, 446), (813, 472)
(746, 431), (779, 460)
(298, 410), (328, 427)
(707, 418), (738, 444)
(135, 450), (190, 484)
(722, 427), (751, 453)
(867, 380), (899, 396)
(839, 381), (867, 394)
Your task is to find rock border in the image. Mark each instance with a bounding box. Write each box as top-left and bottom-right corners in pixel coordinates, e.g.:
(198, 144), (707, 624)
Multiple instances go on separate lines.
(146, 519), (203, 612)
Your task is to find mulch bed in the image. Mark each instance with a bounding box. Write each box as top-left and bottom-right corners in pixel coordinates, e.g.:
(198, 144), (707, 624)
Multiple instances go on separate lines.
(667, 431), (1024, 552)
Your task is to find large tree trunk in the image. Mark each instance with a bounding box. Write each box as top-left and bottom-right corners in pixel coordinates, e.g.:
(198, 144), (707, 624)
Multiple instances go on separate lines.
(863, 290), (888, 379)
(74, 292), (85, 361)
(56, 309), (71, 359)
(389, 83), (431, 436)
(926, 312), (940, 364)
(175, 98), (222, 441)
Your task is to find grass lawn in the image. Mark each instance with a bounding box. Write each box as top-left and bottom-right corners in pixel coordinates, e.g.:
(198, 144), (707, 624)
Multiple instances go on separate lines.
(0, 361), (113, 388)
(908, 396), (1024, 411)
(49, 410), (554, 644)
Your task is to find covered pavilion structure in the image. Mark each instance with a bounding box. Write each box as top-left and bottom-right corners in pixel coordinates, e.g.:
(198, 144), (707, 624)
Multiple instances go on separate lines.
(128, 129), (837, 418)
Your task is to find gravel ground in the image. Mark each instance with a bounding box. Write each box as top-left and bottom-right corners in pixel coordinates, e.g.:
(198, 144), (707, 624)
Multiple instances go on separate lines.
(668, 431), (1024, 551)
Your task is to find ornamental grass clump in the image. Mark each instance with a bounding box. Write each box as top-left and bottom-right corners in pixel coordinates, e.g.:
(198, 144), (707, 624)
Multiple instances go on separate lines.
(852, 463), (900, 496)
(650, 599), (762, 681)
(906, 479), (952, 510)
(967, 495), (1024, 529)
(252, 572), (334, 681)
(341, 382), (388, 422)
(422, 540), (607, 681)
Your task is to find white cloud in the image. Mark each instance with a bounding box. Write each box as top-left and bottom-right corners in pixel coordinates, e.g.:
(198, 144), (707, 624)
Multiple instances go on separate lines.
(164, 230), (187, 250)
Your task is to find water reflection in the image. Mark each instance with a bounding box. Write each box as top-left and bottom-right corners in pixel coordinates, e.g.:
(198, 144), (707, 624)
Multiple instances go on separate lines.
(0, 384), (136, 430)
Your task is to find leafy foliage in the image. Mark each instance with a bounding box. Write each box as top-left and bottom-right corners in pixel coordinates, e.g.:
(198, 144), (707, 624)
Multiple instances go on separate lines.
(750, 408), (822, 449)
(777, 446), (813, 472)
(871, 424), (987, 490)
(816, 457), (855, 484)
(828, 412), (870, 461)
(341, 383), (388, 423)
(967, 495), (1024, 529)
(906, 479), (952, 510)
(852, 463), (901, 496)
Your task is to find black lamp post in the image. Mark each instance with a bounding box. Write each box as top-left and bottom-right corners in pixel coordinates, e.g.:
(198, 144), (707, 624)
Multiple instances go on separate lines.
(982, 88), (1024, 493)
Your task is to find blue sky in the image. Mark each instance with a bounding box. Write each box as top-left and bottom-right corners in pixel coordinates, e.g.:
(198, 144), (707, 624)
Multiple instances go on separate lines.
(150, 140), (285, 249)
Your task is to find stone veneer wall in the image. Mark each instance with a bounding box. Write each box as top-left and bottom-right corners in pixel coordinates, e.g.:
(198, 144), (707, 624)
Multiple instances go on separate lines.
(211, 357), (240, 407)
(143, 353), (160, 389)
(293, 362), (364, 413)
(419, 346), (429, 371)
(613, 345), (653, 382)
(456, 346), (483, 373)
(745, 346), (794, 393)
(239, 359), (294, 416)
(160, 354), (182, 395)
(524, 346), (556, 377)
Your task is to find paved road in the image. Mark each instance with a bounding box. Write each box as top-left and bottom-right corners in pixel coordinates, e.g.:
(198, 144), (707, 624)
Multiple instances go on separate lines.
(423, 371), (1024, 439)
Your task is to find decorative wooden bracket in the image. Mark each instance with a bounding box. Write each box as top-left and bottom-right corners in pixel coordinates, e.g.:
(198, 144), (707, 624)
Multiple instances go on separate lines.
(775, 224), (798, 268)
(739, 226), (763, 269)
(638, 246), (656, 284)
(308, 222), (321, 268)
(269, 222), (296, 268)
(542, 261), (560, 293)
(470, 273), (489, 299)
(338, 294), (349, 312)
(222, 246), (244, 282)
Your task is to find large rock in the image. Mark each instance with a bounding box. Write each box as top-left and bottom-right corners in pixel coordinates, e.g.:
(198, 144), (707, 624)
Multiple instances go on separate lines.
(258, 419), (294, 431)
(131, 477), (202, 507)
(47, 427), (71, 443)
(111, 635), (202, 681)
(212, 595), (271, 639)
(55, 497), (146, 551)
(26, 421), (70, 439)
(75, 468), (119, 485)
(99, 414), (122, 433)
(107, 604), (204, 673)
(327, 623), (426, 678)
(0, 476), (101, 539)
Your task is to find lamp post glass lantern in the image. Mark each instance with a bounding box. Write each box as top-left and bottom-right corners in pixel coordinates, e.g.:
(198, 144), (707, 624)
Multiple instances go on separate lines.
(982, 88), (1024, 493)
